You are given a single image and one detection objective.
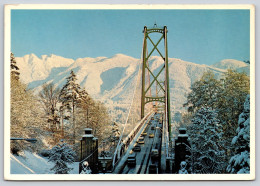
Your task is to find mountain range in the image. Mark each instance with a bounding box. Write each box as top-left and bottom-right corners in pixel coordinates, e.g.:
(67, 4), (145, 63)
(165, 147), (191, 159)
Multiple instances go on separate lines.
(15, 53), (249, 121)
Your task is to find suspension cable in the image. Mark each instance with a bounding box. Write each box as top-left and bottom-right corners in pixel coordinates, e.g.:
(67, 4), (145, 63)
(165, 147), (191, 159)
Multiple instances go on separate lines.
(112, 42), (144, 166)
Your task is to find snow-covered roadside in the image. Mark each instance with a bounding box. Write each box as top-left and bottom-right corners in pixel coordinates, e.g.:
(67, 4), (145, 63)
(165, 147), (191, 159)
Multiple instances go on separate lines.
(10, 151), (79, 174)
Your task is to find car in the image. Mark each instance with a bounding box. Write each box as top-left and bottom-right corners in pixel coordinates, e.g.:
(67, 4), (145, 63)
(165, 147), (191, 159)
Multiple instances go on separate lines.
(149, 164), (157, 174)
(149, 133), (154, 138)
(138, 137), (145, 144)
(151, 125), (155, 130)
(151, 149), (159, 160)
(133, 144), (141, 152)
(141, 132), (147, 136)
(127, 153), (136, 166)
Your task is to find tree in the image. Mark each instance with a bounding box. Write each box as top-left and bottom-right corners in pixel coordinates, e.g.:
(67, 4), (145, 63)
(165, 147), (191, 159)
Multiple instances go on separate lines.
(76, 98), (111, 142)
(48, 141), (76, 174)
(227, 95), (250, 173)
(183, 71), (223, 113)
(59, 70), (81, 144)
(10, 52), (20, 80)
(187, 107), (226, 173)
(110, 122), (121, 147)
(39, 83), (61, 144)
(243, 60), (250, 64)
(184, 70), (250, 161)
(10, 53), (46, 154)
(218, 69), (250, 141)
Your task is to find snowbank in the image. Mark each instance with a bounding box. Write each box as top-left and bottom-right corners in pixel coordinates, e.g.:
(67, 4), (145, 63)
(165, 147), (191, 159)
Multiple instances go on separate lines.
(10, 151), (79, 174)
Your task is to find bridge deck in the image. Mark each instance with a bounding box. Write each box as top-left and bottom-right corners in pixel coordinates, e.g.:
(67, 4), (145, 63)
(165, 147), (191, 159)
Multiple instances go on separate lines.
(113, 113), (163, 174)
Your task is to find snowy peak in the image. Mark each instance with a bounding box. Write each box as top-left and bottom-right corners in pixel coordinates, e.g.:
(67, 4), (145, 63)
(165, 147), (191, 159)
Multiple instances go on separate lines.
(211, 59), (248, 70)
(16, 54), (74, 84)
(15, 53), (250, 114)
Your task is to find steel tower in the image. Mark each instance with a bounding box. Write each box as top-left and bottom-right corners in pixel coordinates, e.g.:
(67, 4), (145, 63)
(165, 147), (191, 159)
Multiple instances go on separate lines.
(141, 25), (172, 137)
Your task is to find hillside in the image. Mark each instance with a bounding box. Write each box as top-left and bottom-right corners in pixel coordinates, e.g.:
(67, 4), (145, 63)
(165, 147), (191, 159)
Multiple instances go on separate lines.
(10, 151), (78, 174)
(15, 54), (249, 121)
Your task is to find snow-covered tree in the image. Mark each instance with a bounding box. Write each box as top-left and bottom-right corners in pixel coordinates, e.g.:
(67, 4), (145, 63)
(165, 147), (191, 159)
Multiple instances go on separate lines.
(10, 53), (46, 154)
(59, 70), (81, 144)
(187, 107), (226, 173)
(110, 122), (121, 148)
(10, 52), (20, 80)
(227, 95), (250, 174)
(38, 83), (62, 145)
(218, 69), (250, 144)
(48, 141), (76, 174)
(76, 96), (111, 141)
(183, 71), (223, 113)
(184, 70), (250, 162)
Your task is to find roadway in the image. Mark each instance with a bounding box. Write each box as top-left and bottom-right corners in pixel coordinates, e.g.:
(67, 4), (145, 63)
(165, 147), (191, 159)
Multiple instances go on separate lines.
(121, 113), (163, 174)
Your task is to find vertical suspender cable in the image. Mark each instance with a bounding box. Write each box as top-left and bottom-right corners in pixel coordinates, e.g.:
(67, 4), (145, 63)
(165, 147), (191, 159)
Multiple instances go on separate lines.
(112, 36), (144, 167)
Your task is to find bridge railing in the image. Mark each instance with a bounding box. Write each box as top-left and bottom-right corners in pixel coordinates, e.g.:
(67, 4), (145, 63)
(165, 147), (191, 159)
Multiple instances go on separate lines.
(122, 111), (153, 150)
(112, 111), (154, 169)
(160, 108), (172, 172)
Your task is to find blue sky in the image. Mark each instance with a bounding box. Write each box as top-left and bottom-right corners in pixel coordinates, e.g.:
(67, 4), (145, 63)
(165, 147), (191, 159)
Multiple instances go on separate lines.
(11, 9), (250, 65)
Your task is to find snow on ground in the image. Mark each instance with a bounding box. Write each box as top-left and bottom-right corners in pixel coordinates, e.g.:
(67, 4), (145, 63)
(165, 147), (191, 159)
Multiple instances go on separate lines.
(10, 151), (79, 174)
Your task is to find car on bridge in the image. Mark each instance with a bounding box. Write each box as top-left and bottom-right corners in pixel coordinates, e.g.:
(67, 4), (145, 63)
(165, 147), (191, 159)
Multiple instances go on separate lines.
(149, 164), (158, 174)
(138, 137), (145, 144)
(127, 153), (136, 166)
(151, 149), (159, 160)
(133, 144), (141, 152)
(149, 133), (154, 138)
(141, 132), (147, 136)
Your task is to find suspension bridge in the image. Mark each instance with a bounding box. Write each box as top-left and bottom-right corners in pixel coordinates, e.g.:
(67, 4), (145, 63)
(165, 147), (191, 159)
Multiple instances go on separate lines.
(79, 25), (187, 174)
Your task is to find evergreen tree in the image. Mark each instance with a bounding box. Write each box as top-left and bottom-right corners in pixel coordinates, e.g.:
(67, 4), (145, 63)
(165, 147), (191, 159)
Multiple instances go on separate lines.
(218, 69), (250, 142)
(183, 71), (223, 113)
(243, 60), (250, 64)
(74, 89), (95, 139)
(59, 70), (81, 144)
(187, 107), (225, 173)
(184, 70), (250, 162)
(10, 52), (20, 80)
(48, 141), (76, 174)
(227, 95), (250, 173)
(10, 53), (46, 153)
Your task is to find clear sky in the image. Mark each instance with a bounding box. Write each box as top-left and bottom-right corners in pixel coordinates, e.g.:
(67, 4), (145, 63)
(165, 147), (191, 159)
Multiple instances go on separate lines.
(11, 9), (250, 65)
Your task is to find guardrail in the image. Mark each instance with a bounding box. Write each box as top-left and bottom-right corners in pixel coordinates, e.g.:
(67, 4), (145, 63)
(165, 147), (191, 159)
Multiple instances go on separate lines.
(122, 111), (154, 150)
(112, 111), (154, 170)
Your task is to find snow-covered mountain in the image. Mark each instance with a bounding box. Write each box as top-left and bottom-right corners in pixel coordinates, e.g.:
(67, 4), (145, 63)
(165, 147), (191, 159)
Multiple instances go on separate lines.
(15, 54), (249, 118)
(211, 59), (249, 74)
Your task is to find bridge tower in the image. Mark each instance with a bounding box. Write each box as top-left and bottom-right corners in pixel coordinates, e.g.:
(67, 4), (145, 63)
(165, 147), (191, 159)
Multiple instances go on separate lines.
(141, 25), (172, 137)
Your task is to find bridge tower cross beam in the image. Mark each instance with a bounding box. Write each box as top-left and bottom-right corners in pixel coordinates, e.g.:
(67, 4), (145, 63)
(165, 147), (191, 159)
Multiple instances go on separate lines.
(141, 26), (172, 137)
